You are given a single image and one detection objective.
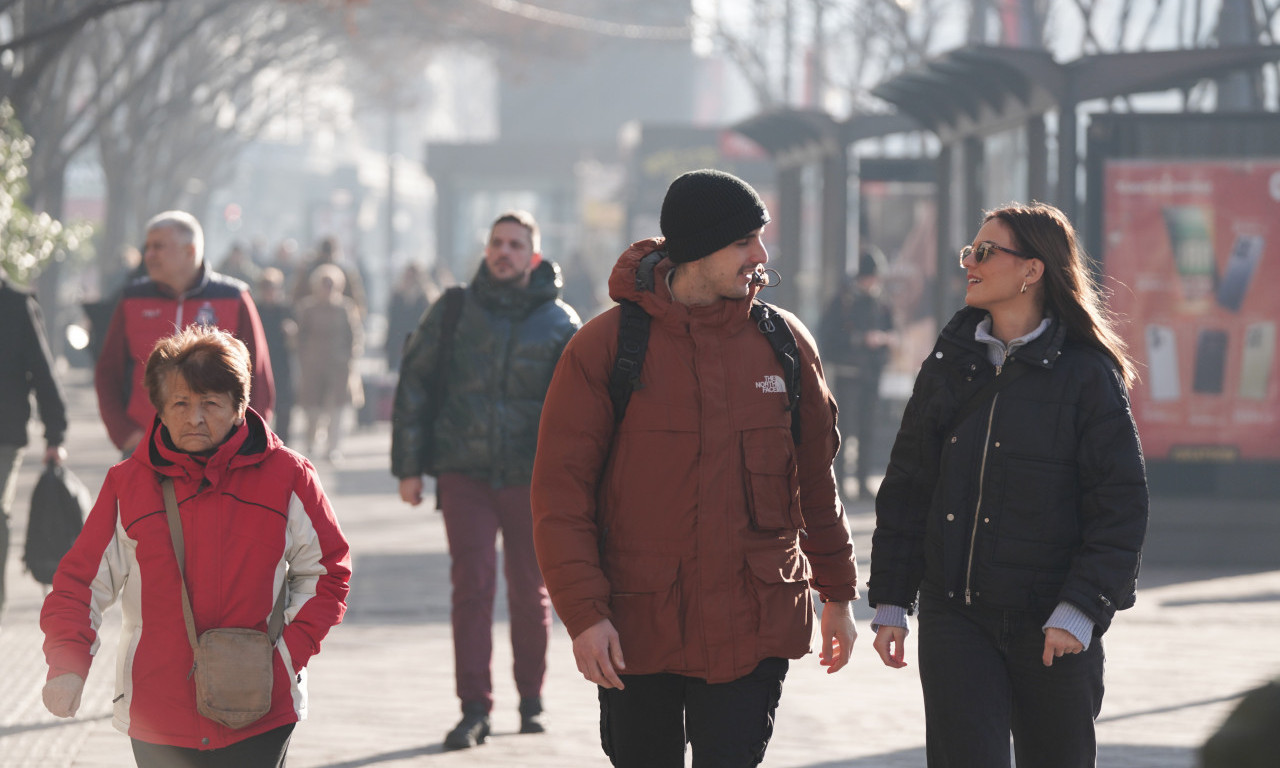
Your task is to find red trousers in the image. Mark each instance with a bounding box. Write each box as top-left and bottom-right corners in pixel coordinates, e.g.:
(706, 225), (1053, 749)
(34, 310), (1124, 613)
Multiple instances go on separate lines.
(437, 473), (550, 710)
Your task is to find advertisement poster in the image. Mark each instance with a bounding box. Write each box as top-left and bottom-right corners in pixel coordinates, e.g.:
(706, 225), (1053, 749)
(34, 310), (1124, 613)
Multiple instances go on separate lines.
(1103, 160), (1280, 461)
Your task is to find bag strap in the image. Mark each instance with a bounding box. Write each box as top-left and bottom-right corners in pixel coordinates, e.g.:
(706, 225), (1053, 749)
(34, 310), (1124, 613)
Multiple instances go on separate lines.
(749, 300), (803, 445)
(942, 360), (1031, 436)
(608, 299), (651, 424)
(161, 479), (286, 650)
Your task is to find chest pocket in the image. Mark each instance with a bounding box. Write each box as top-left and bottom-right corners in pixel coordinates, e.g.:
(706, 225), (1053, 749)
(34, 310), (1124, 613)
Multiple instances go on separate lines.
(742, 429), (804, 531)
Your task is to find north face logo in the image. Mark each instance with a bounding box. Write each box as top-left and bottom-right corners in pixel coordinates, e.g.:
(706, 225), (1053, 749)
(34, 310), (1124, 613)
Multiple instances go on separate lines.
(755, 375), (786, 394)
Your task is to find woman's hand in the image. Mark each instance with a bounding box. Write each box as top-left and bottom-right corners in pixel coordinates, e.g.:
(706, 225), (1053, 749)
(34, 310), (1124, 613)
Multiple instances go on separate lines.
(42, 673), (85, 718)
(873, 625), (909, 669)
(1042, 627), (1084, 666)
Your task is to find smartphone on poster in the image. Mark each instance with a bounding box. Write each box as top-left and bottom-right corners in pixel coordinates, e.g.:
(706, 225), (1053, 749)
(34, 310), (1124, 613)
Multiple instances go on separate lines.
(1217, 233), (1264, 312)
(1192, 329), (1228, 395)
(1145, 325), (1180, 401)
(1239, 322), (1276, 400)
(1162, 205), (1216, 309)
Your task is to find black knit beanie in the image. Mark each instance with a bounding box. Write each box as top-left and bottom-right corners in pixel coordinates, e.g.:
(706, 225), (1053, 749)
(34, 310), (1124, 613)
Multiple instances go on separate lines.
(660, 169), (770, 264)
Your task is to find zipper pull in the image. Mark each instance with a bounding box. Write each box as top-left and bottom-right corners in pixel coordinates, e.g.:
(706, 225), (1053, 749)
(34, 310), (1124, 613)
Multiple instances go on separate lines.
(964, 588), (972, 606)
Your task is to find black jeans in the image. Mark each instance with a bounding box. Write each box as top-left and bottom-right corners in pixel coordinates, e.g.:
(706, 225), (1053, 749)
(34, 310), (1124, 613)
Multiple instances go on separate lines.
(918, 592), (1104, 768)
(131, 723), (294, 768)
(598, 657), (788, 768)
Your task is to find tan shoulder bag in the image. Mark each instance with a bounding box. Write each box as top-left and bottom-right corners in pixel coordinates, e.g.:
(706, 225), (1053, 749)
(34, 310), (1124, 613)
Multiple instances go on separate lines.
(162, 478), (286, 729)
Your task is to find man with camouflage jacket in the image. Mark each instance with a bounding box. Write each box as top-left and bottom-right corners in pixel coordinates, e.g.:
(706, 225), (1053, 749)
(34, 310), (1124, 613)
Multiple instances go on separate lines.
(391, 210), (580, 750)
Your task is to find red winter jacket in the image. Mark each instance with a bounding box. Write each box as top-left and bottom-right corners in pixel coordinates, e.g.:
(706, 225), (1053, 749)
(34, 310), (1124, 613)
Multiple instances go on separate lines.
(94, 267), (275, 450)
(40, 409), (350, 750)
(531, 239), (858, 685)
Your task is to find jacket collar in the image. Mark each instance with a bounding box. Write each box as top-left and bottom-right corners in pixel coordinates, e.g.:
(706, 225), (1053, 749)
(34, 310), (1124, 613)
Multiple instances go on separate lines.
(941, 306), (1065, 369)
(470, 259), (563, 317)
(607, 238), (760, 333)
(136, 407), (276, 482)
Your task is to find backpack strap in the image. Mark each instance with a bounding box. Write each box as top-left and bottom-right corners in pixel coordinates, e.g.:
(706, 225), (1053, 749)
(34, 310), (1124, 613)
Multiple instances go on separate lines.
(750, 300), (803, 445)
(609, 300), (651, 425)
(429, 286), (466, 403)
(608, 250), (666, 424)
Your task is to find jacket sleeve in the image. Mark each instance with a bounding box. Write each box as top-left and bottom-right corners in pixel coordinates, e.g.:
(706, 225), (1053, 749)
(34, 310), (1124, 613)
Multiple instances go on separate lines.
(40, 471), (131, 681)
(1059, 361), (1149, 632)
(390, 298), (448, 478)
(869, 353), (945, 611)
(94, 303), (140, 450)
(787, 313), (859, 602)
(239, 293), (275, 423)
(529, 314), (618, 638)
(22, 293), (67, 446)
(281, 459), (352, 671)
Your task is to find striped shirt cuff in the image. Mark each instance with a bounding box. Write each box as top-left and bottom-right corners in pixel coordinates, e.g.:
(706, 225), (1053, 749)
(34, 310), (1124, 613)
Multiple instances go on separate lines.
(1044, 601), (1095, 649)
(871, 604), (909, 634)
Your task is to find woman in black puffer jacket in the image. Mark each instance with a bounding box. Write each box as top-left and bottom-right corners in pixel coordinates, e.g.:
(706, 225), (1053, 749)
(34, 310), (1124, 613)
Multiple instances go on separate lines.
(869, 202), (1148, 768)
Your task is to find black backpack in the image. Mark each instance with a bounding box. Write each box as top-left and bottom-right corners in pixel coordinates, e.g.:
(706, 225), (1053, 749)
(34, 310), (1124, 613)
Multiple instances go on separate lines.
(607, 251), (803, 444)
(24, 463), (91, 585)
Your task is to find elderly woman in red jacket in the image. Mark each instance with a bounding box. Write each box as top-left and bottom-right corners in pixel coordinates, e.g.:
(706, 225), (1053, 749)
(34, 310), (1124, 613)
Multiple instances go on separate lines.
(41, 324), (351, 768)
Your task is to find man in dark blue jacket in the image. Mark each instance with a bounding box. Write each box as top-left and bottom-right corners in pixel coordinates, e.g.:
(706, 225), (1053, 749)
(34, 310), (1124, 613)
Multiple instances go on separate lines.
(0, 274), (67, 623)
(391, 210), (580, 750)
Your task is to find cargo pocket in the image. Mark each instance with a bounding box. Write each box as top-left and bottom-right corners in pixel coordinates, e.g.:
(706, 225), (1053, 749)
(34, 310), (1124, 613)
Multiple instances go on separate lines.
(607, 554), (684, 670)
(745, 546), (812, 650)
(743, 431), (804, 531)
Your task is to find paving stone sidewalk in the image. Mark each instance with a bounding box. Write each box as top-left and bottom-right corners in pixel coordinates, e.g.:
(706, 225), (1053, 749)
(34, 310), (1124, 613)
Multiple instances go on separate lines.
(2, 373), (1277, 767)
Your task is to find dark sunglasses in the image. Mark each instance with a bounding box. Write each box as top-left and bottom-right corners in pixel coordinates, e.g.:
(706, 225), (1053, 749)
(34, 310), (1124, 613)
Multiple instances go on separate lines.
(959, 241), (1032, 268)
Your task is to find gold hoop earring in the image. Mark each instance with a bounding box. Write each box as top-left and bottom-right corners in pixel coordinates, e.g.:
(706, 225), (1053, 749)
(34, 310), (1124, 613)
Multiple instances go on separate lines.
(1020, 281), (1027, 294)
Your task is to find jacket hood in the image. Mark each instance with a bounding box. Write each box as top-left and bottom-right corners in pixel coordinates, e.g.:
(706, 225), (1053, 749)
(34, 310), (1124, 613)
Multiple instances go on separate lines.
(471, 259), (564, 317)
(607, 237), (762, 329)
(940, 306), (1066, 370)
(135, 406), (280, 481)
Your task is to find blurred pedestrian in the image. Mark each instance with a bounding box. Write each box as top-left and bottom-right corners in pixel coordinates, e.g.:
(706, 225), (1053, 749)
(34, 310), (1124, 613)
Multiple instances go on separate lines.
(819, 248), (895, 499)
(0, 274), (68, 624)
(255, 268), (297, 444)
(292, 236), (367, 319)
(391, 210), (580, 750)
(385, 262), (433, 372)
(295, 264), (363, 463)
(870, 201), (1149, 768)
(268, 238), (300, 288)
(41, 324), (350, 767)
(217, 241), (262, 289)
(94, 210), (274, 456)
(531, 170), (859, 768)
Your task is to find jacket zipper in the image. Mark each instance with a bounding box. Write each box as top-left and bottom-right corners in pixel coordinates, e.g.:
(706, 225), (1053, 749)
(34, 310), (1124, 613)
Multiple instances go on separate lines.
(964, 353), (1007, 605)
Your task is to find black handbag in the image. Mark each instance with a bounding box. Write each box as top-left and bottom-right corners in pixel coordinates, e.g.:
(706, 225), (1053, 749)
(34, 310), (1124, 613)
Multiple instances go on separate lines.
(24, 463), (90, 585)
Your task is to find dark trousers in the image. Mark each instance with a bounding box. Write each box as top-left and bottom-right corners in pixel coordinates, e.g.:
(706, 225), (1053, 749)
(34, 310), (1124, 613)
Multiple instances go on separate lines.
(917, 592), (1104, 768)
(438, 473), (550, 710)
(0, 444), (24, 619)
(598, 657), (788, 768)
(131, 723), (294, 767)
(833, 373), (881, 493)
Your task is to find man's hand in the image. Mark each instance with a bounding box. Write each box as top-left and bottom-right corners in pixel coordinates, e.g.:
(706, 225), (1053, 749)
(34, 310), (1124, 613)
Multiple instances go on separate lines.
(42, 673), (85, 718)
(44, 444), (67, 465)
(873, 625), (909, 669)
(572, 619), (626, 690)
(399, 476), (424, 506)
(1042, 627), (1083, 667)
(818, 600), (857, 674)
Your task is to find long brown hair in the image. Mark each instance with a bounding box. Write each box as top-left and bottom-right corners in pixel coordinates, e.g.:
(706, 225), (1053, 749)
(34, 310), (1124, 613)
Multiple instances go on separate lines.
(986, 202), (1136, 386)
